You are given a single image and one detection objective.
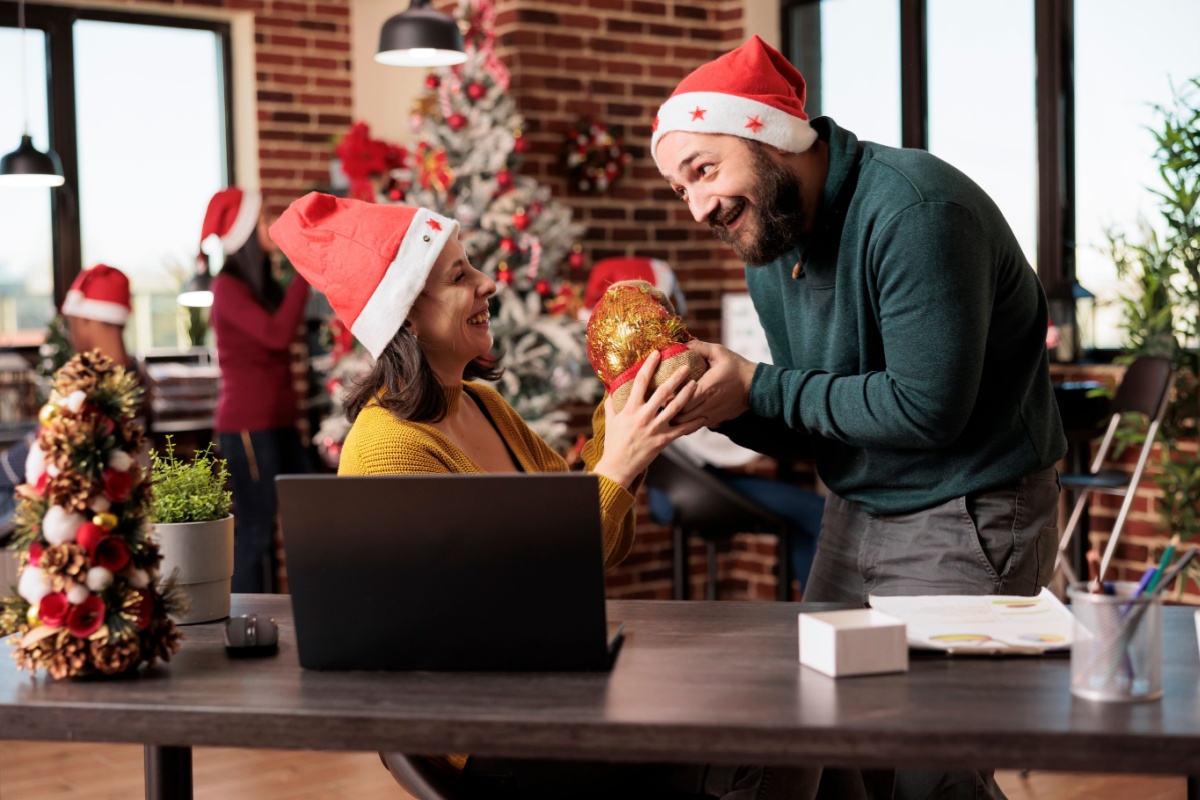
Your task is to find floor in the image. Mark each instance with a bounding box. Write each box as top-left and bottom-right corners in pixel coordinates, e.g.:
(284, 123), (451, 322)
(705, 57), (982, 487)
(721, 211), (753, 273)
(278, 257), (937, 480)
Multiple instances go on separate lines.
(0, 742), (1185, 799)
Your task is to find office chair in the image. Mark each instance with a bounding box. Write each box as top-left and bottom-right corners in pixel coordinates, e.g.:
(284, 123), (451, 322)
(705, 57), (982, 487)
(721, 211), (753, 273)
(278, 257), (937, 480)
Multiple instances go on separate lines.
(645, 444), (791, 600)
(381, 752), (457, 800)
(1054, 356), (1175, 587)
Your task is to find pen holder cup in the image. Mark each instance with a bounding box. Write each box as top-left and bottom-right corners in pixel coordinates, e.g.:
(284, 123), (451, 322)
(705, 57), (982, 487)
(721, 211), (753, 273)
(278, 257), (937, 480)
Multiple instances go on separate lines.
(1068, 582), (1163, 702)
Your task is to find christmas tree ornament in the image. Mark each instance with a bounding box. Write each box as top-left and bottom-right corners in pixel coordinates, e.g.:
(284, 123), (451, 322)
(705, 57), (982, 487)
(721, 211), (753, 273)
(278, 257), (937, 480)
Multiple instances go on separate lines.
(568, 245), (586, 268)
(535, 279), (551, 296)
(585, 280), (707, 412)
(495, 169), (512, 189)
(0, 351), (184, 678)
(467, 82), (486, 100)
(447, 112), (467, 131)
(497, 265), (512, 284)
(513, 129), (529, 153)
(512, 209), (530, 231)
(425, 74), (440, 89)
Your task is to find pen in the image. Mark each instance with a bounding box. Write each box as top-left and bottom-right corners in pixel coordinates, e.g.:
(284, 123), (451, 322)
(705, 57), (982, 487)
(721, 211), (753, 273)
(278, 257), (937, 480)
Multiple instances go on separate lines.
(1145, 534), (1181, 595)
(1149, 546), (1198, 598)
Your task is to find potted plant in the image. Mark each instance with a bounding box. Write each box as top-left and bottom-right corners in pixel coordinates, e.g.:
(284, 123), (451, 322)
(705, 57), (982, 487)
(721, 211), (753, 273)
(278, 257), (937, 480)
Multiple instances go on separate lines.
(150, 437), (234, 624)
(1106, 76), (1200, 572)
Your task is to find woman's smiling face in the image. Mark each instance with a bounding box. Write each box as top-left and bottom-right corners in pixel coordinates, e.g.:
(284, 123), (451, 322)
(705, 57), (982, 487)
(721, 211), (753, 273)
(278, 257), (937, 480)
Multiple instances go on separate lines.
(406, 237), (497, 379)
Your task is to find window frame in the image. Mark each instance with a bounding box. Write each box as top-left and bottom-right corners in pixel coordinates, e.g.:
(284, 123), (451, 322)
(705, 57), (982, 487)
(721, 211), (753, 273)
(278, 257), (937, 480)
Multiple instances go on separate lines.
(0, 3), (235, 311)
(780, 0), (1080, 356)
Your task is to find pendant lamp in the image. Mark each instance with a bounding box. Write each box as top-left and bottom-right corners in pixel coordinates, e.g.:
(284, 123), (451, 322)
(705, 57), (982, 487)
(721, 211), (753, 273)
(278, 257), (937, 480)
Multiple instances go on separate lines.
(0, 0), (65, 188)
(375, 0), (467, 67)
(178, 265), (214, 308)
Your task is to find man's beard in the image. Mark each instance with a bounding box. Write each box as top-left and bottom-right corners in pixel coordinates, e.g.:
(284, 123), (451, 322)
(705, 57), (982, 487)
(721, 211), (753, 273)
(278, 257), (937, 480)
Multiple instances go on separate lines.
(708, 143), (805, 266)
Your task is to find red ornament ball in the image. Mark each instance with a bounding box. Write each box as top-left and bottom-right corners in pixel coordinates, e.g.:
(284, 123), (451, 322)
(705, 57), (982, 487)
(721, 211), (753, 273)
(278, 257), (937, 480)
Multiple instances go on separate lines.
(467, 82), (486, 100)
(568, 250), (586, 268)
(388, 188), (402, 201)
(535, 280), (552, 296)
(496, 170), (512, 188)
(500, 237), (516, 253)
(514, 136), (529, 153)
(425, 74), (440, 89)
(447, 113), (467, 131)
(512, 211), (531, 231)
(497, 269), (513, 284)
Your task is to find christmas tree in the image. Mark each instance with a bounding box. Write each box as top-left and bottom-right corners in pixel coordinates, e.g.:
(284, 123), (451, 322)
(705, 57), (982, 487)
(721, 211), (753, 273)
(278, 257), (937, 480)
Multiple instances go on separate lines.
(1, 351), (183, 679)
(327, 0), (599, 450)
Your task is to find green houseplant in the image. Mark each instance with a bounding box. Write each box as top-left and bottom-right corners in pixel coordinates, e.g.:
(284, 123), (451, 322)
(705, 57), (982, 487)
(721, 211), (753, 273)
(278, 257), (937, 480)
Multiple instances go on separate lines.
(1106, 77), (1200, 552)
(150, 438), (235, 624)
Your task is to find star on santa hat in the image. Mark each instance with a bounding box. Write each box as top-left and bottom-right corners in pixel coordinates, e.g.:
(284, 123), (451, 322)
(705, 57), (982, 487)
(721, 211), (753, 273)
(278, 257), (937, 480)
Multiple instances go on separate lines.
(426, 219), (443, 231)
(690, 106), (706, 121)
(744, 116), (764, 133)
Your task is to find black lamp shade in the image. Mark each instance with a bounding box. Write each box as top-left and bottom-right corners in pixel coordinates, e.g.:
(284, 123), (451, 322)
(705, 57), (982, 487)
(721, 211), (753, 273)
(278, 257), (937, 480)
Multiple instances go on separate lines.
(178, 270), (214, 308)
(375, 0), (467, 67)
(0, 134), (65, 187)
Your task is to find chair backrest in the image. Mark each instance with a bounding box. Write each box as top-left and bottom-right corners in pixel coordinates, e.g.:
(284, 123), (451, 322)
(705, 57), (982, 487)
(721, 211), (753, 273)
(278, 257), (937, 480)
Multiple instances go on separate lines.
(1112, 356), (1174, 419)
(645, 444), (784, 537)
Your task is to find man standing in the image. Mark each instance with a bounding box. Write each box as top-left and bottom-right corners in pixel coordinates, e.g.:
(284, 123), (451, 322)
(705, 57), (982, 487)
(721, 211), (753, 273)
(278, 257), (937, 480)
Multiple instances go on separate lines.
(655, 37), (1065, 798)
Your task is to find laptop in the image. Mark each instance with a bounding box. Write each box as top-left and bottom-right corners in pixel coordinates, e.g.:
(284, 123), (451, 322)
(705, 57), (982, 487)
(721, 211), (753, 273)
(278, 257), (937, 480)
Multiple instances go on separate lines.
(276, 473), (623, 671)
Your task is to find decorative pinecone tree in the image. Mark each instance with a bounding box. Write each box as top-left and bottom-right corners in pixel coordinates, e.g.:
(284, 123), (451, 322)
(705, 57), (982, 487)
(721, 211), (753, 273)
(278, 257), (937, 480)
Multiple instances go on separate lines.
(387, 0), (600, 446)
(1, 351), (184, 679)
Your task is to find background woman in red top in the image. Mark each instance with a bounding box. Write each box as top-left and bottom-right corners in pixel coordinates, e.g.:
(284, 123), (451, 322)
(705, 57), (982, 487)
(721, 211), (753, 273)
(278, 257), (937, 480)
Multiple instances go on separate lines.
(202, 188), (311, 593)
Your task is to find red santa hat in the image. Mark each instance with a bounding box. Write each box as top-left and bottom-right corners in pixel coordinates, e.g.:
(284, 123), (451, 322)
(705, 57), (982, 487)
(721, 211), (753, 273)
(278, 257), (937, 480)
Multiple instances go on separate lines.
(582, 257), (685, 319)
(200, 187), (262, 257)
(651, 35), (818, 168)
(269, 192), (457, 359)
(61, 264), (131, 326)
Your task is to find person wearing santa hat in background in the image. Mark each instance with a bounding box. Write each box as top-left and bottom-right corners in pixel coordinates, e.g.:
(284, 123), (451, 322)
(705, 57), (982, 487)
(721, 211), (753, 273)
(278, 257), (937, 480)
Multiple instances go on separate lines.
(654, 36), (1066, 800)
(1, 264), (139, 529)
(270, 192), (824, 799)
(202, 187), (312, 594)
(582, 257), (825, 594)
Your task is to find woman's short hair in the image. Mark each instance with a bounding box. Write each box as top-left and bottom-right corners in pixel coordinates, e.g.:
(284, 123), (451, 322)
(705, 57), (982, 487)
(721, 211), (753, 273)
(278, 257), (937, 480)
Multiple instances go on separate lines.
(343, 324), (503, 424)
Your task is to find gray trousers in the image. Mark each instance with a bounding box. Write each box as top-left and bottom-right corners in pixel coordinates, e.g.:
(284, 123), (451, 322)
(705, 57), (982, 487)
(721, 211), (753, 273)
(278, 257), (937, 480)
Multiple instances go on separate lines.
(804, 466), (1061, 800)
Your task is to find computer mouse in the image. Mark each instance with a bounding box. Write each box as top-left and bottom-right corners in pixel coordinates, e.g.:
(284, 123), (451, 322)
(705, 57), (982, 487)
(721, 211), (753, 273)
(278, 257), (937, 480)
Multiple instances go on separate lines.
(224, 614), (279, 657)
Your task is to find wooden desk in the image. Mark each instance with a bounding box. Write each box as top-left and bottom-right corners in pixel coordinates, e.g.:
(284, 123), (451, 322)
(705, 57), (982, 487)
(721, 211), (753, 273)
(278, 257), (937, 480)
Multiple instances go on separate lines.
(2, 596), (1200, 798)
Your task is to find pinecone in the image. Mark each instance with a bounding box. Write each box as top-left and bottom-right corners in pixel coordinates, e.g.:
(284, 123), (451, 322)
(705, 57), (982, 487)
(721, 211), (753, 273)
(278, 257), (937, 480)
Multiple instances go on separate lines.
(143, 620), (182, 666)
(45, 636), (91, 680)
(42, 543), (89, 591)
(90, 636), (142, 675)
(54, 350), (113, 396)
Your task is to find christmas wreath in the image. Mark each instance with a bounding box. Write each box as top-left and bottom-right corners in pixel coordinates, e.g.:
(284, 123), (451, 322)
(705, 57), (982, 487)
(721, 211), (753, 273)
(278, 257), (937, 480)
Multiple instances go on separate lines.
(563, 117), (631, 194)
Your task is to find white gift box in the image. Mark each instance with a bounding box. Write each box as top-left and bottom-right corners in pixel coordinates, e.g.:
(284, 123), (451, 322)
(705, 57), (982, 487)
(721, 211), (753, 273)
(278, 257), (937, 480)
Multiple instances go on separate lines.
(798, 609), (909, 678)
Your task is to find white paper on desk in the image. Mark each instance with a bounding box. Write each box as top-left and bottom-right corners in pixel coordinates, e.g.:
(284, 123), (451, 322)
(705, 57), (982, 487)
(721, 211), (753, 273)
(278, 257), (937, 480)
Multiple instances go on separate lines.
(867, 588), (1073, 652)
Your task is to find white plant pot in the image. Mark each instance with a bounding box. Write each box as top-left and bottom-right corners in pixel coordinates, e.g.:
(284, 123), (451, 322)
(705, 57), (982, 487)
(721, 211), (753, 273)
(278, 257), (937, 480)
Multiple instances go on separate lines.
(153, 515), (235, 625)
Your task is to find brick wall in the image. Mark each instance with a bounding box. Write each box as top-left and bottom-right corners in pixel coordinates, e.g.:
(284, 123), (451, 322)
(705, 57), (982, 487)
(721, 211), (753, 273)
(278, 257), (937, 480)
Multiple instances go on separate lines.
(475, 0), (798, 601)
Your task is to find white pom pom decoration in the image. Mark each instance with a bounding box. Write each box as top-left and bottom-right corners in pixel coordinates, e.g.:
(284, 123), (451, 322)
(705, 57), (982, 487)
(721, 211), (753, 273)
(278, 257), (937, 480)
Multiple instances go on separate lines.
(24, 444), (46, 486)
(17, 567), (50, 605)
(107, 450), (134, 472)
(58, 390), (87, 414)
(90, 495), (112, 513)
(46, 463), (60, 478)
(67, 584), (91, 605)
(86, 567), (114, 592)
(127, 568), (150, 589)
(42, 506), (86, 546)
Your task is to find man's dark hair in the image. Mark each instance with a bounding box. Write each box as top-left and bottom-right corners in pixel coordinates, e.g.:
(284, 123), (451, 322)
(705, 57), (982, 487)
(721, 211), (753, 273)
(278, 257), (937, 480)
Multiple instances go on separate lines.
(344, 324), (504, 424)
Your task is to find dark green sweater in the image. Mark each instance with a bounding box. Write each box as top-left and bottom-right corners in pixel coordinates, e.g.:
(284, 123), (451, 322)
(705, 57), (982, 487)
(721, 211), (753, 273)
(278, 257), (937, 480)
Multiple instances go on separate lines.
(726, 118), (1066, 515)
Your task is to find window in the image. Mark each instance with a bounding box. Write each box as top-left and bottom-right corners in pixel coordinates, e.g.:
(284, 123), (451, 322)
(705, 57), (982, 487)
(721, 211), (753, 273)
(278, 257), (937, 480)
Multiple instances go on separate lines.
(0, 4), (232, 353)
(0, 27), (55, 346)
(1074, 0), (1200, 349)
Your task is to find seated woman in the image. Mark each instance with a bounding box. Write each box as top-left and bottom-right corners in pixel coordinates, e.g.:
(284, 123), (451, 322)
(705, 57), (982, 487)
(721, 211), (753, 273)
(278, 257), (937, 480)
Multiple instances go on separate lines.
(270, 193), (831, 800)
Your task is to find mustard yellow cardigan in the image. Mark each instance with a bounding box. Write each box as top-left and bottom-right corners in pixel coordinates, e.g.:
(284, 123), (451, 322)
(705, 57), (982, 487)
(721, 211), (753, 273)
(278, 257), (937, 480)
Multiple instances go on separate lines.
(338, 381), (639, 570)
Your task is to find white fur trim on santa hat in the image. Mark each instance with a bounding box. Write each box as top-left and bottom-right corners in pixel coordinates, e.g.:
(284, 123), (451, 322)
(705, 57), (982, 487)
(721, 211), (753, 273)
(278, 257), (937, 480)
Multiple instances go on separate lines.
(652, 91), (818, 168)
(220, 190), (262, 255)
(61, 290), (130, 325)
(350, 207), (458, 359)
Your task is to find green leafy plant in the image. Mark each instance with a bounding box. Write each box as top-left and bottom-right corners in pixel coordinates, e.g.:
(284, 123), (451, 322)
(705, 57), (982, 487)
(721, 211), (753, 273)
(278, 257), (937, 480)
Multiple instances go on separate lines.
(150, 437), (233, 524)
(1107, 76), (1200, 550)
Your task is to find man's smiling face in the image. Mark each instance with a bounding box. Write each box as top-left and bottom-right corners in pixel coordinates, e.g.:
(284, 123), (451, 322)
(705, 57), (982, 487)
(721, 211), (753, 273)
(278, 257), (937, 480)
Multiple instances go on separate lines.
(657, 131), (807, 266)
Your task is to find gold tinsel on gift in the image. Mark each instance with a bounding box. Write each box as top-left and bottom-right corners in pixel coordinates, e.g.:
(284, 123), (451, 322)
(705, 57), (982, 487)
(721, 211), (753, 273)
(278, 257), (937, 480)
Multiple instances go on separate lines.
(585, 280), (707, 411)
(41, 543), (89, 592)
